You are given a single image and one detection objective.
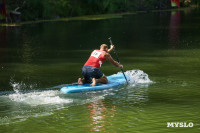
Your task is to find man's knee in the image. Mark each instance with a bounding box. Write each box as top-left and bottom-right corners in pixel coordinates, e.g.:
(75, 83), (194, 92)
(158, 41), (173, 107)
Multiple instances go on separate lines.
(102, 77), (108, 84)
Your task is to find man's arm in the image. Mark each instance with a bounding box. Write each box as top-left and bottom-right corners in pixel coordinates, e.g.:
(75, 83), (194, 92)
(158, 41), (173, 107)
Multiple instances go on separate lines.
(108, 45), (114, 53)
(105, 53), (123, 68)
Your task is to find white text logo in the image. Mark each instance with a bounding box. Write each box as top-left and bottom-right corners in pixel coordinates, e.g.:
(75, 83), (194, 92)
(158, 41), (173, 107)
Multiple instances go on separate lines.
(167, 122), (193, 127)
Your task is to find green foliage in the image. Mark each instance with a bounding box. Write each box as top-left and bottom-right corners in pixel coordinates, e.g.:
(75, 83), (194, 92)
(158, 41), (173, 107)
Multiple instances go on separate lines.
(48, 0), (71, 17)
(4, 0), (194, 22)
(20, 0), (49, 20)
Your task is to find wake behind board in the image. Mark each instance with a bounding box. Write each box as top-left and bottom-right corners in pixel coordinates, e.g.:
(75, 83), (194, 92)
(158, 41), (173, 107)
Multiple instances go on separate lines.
(60, 73), (129, 93)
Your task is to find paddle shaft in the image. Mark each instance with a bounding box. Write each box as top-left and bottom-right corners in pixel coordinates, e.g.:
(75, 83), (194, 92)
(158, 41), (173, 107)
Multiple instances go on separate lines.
(108, 38), (129, 84)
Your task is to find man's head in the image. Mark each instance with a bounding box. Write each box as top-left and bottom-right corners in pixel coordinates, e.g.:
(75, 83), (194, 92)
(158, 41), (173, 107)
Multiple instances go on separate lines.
(100, 44), (108, 52)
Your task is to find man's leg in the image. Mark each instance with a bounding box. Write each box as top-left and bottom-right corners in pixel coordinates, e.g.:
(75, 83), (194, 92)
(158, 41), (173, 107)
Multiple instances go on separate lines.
(91, 76), (108, 86)
(92, 68), (108, 85)
(96, 76), (108, 84)
(78, 65), (90, 85)
(91, 78), (96, 86)
(78, 78), (84, 85)
(78, 78), (92, 85)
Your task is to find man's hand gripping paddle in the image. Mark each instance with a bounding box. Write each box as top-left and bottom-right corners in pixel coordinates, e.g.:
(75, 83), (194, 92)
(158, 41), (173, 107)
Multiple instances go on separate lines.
(108, 37), (129, 84)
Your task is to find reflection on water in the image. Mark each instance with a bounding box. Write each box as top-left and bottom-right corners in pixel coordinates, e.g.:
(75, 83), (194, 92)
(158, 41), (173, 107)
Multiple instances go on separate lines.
(0, 28), (7, 66)
(169, 11), (180, 49)
(88, 100), (111, 132)
(21, 32), (34, 64)
(86, 82), (150, 132)
(0, 28), (7, 47)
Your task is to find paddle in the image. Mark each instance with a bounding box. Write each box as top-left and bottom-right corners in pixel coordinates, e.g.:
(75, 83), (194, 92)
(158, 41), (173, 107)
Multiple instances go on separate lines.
(108, 37), (129, 84)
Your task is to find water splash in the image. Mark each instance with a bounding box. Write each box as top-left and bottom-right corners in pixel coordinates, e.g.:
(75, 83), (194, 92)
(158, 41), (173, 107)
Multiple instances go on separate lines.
(0, 90), (73, 125)
(8, 90), (73, 106)
(123, 69), (153, 85)
(9, 77), (73, 106)
(10, 77), (39, 93)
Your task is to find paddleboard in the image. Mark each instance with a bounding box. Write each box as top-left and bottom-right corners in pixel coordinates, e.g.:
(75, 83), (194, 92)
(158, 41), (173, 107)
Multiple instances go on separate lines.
(60, 73), (129, 93)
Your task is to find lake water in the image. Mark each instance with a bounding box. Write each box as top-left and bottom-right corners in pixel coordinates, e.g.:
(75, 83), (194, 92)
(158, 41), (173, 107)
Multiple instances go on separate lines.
(0, 8), (200, 132)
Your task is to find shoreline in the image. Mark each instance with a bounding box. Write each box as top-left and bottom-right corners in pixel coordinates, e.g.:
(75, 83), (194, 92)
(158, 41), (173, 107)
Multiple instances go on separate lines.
(0, 7), (196, 27)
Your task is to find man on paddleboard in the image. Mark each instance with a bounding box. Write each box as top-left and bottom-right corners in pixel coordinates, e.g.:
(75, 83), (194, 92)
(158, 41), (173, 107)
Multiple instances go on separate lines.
(78, 44), (123, 86)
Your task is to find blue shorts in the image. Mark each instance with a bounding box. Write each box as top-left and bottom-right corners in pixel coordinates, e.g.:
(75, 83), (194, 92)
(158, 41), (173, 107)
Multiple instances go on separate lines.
(82, 65), (104, 81)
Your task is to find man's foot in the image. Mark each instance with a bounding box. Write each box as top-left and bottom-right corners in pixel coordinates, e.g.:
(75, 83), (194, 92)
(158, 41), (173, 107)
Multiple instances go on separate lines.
(78, 78), (83, 85)
(91, 78), (96, 86)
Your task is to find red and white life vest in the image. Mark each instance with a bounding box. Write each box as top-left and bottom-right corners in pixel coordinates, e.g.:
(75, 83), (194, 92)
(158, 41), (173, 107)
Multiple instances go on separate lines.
(84, 50), (106, 68)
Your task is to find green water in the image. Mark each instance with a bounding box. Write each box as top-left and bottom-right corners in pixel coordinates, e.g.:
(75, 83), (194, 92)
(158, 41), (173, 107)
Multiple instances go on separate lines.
(0, 8), (200, 132)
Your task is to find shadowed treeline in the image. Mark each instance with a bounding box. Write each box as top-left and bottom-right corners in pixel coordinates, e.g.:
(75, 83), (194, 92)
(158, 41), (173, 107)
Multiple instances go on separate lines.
(1, 0), (198, 22)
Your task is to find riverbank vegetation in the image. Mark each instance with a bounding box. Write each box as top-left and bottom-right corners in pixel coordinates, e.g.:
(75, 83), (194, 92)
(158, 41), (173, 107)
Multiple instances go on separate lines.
(1, 0), (199, 22)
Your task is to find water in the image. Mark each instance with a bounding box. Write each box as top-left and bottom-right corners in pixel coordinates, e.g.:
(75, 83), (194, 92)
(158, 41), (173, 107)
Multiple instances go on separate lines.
(0, 8), (200, 132)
